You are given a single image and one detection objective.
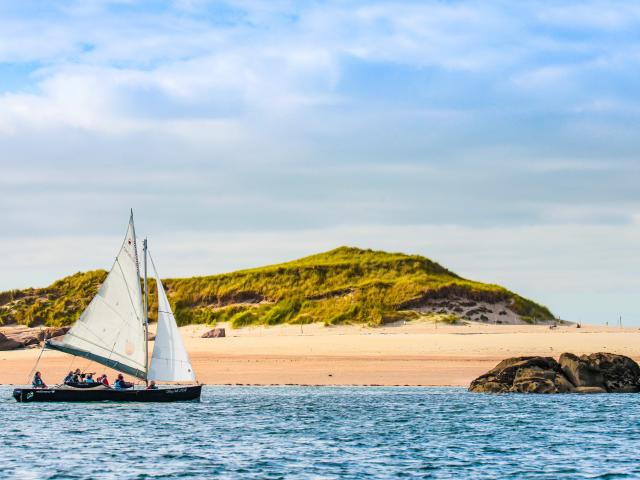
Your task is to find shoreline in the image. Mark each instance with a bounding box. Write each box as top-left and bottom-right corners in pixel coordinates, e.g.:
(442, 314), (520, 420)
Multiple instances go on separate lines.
(2, 322), (639, 387)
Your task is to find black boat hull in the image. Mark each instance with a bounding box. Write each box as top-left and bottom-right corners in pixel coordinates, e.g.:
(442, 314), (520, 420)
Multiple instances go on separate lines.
(13, 385), (202, 403)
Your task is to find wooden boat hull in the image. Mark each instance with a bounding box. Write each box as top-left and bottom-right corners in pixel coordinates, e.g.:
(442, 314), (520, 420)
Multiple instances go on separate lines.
(12, 385), (202, 403)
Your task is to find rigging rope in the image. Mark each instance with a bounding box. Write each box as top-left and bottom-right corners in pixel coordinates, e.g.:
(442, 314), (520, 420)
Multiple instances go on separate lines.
(26, 342), (47, 385)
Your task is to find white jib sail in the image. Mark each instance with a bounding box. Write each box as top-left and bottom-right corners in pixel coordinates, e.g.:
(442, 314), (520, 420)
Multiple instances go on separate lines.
(47, 213), (147, 379)
(148, 256), (196, 382)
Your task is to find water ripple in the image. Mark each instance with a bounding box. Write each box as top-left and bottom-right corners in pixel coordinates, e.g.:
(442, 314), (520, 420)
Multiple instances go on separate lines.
(1, 387), (639, 478)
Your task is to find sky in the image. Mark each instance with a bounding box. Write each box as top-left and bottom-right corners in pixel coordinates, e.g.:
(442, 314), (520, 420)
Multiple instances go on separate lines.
(1, 0), (639, 325)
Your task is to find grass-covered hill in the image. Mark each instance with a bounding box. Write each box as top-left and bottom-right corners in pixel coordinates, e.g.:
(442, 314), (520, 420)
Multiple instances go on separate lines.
(0, 247), (554, 328)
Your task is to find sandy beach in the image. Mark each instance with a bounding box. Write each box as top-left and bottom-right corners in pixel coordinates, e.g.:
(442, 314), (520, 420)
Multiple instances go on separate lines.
(2, 322), (640, 387)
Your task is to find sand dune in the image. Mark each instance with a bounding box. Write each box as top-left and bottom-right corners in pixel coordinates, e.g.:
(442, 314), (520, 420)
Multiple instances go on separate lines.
(2, 322), (639, 386)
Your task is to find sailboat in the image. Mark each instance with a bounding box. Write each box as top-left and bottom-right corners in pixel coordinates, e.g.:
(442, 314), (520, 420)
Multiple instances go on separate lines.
(13, 212), (202, 403)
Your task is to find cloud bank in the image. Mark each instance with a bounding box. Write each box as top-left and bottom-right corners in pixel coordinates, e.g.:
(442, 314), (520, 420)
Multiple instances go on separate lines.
(0, 1), (639, 324)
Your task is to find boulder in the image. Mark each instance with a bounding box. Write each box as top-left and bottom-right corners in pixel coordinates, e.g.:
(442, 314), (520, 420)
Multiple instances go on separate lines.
(0, 326), (71, 350)
(202, 328), (226, 338)
(512, 367), (574, 394)
(37, 326), (70, 342)
(0, 332), (23, 351)
(469, 356), (569, 393)
(560, 352), (640, 393)
(559, 353), (605, 389)
(470, 352), (640, 394)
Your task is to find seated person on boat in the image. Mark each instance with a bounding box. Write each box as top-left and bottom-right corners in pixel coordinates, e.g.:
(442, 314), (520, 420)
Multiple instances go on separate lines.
(32, 371), (47, 389)
(84, 373), (96, 384)
(63, 371), (74, 385)
(114, 374), (133, 390)
(97, 374), (110, 386)
(146, 380), (158, 390)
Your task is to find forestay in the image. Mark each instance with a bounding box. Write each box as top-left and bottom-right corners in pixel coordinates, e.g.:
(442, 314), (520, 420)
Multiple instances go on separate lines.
(47, 214), (147, 379)
(148, 255), (196, 382)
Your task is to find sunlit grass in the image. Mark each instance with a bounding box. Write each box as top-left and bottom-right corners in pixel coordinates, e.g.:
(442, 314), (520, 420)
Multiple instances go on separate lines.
(0, 246), (554, 327)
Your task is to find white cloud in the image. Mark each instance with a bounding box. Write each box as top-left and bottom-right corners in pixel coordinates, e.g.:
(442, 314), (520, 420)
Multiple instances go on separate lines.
(1, 1), (640, 325)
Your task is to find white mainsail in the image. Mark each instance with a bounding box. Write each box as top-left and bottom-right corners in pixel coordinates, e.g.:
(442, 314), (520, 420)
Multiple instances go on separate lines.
(148, 255), (196, 382)
(47, 213), (147, 379)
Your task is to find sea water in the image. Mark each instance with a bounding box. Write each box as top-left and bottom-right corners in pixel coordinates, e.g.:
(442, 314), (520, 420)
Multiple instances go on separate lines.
(1, 386), (639, 479)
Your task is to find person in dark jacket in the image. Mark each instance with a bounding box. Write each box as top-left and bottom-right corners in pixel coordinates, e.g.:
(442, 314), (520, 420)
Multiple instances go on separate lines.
(32, 371), (47, 389)
(114, 374), (133, 390)
(63, 371), (74, 385)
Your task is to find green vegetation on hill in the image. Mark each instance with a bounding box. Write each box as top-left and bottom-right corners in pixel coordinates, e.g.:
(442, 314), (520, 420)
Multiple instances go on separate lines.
(0, 270), (107, 327)
(0, 247), (554, 328)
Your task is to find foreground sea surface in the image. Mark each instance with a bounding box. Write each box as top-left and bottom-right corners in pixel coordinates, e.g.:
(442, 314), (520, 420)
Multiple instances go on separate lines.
(1, 386), (639, 479)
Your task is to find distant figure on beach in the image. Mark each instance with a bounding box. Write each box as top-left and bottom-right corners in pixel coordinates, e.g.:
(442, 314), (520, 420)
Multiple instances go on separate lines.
(32, 371), (47, 389)
(114, 374), (133, 390)
(146, 380), (158, 390)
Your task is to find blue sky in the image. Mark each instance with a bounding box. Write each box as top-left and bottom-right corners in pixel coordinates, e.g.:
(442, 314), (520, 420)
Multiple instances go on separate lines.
(1, 0), (639, 324)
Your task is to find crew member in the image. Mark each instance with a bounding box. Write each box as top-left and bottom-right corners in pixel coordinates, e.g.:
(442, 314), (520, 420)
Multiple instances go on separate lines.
(114, 374), (133, 390)
(32, 371), (47, 389)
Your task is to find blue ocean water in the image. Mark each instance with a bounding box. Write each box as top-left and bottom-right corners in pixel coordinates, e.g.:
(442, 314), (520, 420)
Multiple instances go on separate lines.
(1, 386), (639, 479)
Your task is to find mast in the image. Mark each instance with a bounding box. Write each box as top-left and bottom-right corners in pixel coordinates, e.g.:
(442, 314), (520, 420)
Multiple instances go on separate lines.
(47, 212), (148, 379)
(143, 237), (149, 386)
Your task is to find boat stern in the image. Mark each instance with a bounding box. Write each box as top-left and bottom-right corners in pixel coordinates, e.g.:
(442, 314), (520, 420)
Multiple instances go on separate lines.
(12, 388), (25, 402)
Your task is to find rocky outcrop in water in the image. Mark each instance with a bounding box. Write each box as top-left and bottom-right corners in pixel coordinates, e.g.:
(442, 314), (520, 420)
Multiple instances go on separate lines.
(559, 353), (640, 393)
(469, 353), (640, 394)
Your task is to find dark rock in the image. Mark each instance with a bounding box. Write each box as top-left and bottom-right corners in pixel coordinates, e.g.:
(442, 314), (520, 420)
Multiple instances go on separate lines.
(560, 352), (640, 393)
(469, 356), (567, 393)
(0, 326), (71, 350)
(38, 326), (70, 341)
(559, 353), (605, 389)
(512, 367), (574, 394)
(202, 328), (226, 338)
(471, 352), (640, 394)
(0, 332), (23, 351)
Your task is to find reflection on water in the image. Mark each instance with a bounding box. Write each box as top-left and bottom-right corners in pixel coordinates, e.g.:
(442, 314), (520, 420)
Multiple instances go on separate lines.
(1, 386), (639, 479)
